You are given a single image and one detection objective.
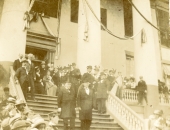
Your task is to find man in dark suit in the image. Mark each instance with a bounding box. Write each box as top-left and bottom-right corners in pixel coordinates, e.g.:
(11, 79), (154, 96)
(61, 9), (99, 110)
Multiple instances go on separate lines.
(27, 53), (36, 100)
(136, 76), (148, 105)
(70, 63), (81, 95)
(77, 76), (93, 130)
(40, 61), (47, 79)
(13, 54), (23, 71)
(58, 78), (76, 130)
(14, 58), (29, 100)
(82, 66), (95, 85)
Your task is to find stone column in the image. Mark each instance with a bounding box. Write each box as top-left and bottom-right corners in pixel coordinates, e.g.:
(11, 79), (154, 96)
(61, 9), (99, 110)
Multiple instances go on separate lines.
(0, 0), (30, 86)
(0, 0), (30, 61)
(77, 0), (101, 73)
(132, 0), (159, 117)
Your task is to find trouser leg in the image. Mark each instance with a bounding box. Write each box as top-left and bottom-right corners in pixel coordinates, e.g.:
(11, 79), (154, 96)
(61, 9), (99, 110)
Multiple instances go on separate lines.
(97, 98), (102, 113)
(81, 120), (85, 130)
(138, 91), (142, 104)
(86, 120), (91, 130)
(143, 92), (148, 104)
(70, 118), (75, 130)
(63, 119), (69, 130)
(101, 98), (106, 113)
(21, 81), (29, 100)
(29, 78), (35, 100)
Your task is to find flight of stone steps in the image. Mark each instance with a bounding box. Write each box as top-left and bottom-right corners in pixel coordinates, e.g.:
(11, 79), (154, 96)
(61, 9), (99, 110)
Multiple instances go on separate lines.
(27, 94), (123, 130)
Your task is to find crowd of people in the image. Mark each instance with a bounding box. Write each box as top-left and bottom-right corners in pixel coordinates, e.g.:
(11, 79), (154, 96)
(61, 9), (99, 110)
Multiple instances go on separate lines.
(148, 109), (170, 130)
(1, 53), (170, 130)
(10, 53), (117, 130)
(0, 87), (59, 130)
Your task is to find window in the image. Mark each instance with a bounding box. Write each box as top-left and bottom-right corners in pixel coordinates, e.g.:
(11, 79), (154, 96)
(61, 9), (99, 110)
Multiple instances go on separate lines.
(123, 0), (133, 37)
(157, 9), (169, 47)
(125, 51), (134, 77)
(101, 8), (107, 30)
(71, 0), (79, 23)
(31, 0), (61, 18)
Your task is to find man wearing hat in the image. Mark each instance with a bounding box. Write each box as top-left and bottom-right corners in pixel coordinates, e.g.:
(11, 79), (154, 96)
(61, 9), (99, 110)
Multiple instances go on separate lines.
(27, 53), (36, 100)
(13, 54), (24, 71)
(136, 76), (148, 105)
(77, 76), (94, 130)
(58, 78), (76, 130)
(82, 66), (95, 85)
(46, 111), (59, 130)
(70, 63), (81, 96)
(40, 61), (47, 79)
(1, 97), (16, 120)
(95, 72), (108, 114)
(15, 99), (26, 115)
(14, 58), (30, 100)
(107, 70), (116, 91)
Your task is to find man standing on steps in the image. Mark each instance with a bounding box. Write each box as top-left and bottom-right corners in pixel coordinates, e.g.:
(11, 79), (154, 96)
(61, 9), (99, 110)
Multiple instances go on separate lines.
(13, 54), (24, 71)
(27, 54), (36, 100)
(57, 78), (76, 130)
(136, 76), (148, 105)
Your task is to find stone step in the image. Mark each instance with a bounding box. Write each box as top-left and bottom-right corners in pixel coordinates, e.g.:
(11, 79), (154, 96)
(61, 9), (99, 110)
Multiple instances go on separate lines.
(27, 100), (57, 105)
(28, 95), (57, 101)
(57, 119), (119, 127)
(41, 114), (114, 122)
(56, 124), (123, 130)
(35, 110), (110, 119)
(28, 103), (58, 109)
(32, 94), (57, 99)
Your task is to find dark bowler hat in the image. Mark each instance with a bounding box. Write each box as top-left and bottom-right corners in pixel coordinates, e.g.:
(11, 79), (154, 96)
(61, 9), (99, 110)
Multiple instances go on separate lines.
(87, 66), (92, 69)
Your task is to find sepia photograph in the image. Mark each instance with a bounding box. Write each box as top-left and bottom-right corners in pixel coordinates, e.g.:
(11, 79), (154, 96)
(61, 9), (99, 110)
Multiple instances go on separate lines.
(0, 0), (169, 130)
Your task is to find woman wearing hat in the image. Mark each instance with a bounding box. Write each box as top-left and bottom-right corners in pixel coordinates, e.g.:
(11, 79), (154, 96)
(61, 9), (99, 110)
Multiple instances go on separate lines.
(77, 77), (93, 130)
(11, 119), (31, 130)
(31, 115), (47, 130)
(43, 71), (57, 96)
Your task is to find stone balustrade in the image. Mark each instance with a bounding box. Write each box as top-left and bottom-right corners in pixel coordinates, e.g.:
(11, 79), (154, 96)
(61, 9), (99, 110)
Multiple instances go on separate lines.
(9, 66), (26, 102)
(122, 89), (138, 103)
(159, 93), (170, 105)
(107, 93), (146, 130)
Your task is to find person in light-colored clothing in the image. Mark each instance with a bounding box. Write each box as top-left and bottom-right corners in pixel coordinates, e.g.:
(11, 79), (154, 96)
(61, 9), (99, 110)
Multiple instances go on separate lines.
(43, 71), (57, 96)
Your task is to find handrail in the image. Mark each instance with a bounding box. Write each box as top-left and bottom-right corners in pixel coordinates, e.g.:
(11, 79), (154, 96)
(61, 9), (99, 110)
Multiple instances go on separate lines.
(122, 89), (138, 103)
(107, 92), (147, 130)
(159, 93), (170, 105)
(9, 66), (26, 102)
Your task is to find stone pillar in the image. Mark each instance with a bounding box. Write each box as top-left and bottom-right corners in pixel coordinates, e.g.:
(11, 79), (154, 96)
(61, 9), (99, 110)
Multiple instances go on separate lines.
(0, 0), (30, 86)
(0, 0), (30, 62)
(77, 0), (101, 73)
(132, 0), (159, 117)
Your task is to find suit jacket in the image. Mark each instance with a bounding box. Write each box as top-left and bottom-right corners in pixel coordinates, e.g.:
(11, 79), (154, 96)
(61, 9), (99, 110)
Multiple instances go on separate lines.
(13, 59), (22, 71)
(14, 67), (29, 86)
(77, 84), (93, 120)
(136, 80), (147, 92)
(27, 61), (36, 79)
(58, 86), (76, 119)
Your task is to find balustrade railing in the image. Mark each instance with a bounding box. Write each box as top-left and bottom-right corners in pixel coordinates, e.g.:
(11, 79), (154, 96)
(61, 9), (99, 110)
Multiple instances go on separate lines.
(9, 66), (26, 102)
(122, 89), (138, 103)
(159, 93), (170, 105)
(107, 93), (147, 130)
